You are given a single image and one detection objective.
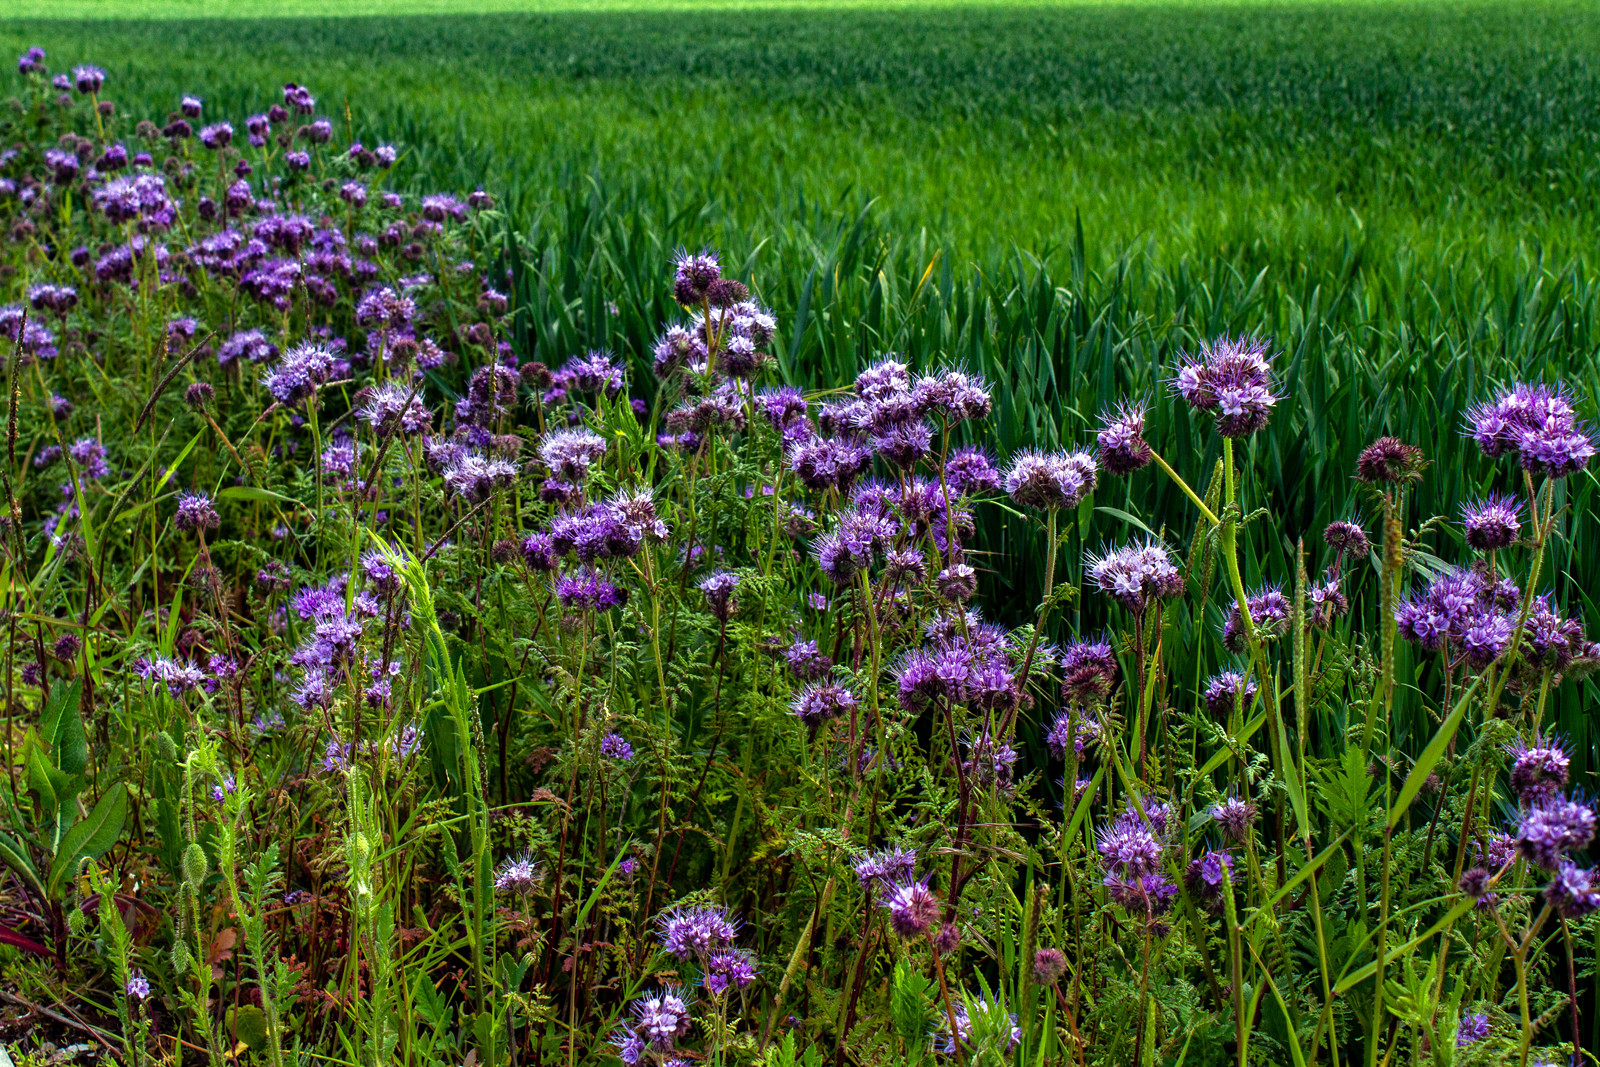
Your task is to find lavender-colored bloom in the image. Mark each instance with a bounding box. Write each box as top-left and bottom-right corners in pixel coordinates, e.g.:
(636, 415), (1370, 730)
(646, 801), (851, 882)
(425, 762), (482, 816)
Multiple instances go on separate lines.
(937, 563), (978, 602)
(1003, 448), (1098, 509)
(699, 570), (740, 621)
(913, 368), (992, 422)
(609, 1028), (646, 1065)
(854, 846), (917, 891)
(704, 948), (757, 994)
(1184, 850), (1235, 911)
(632, 986), (693, 1050)
(784, 638), (832, 681)
(18, 48), (46, 76)
(1059, 638), (1118, 705)
(73, 65), (105, 94)
(1097, 813), (1164, 879)
(1221, 586), (1291, 652)
(1508, 736), (1570, 806)
(600, 733), (633, 761)
(358, 381), (432, 438)
(1096, 400), (1153, 475)
(936, 997), (1021, 1056)
(1516, 796), (1596, 871)
(174, 491), (219, 532)
(260, 343), (335, 404)
(1465, 381), (1597, 478)
(1105, 872), (1179, 917)
(539, 428), (607, 480)
(198, 122), (232, 149)
(126, 972), (150, 1000)
(881, 877), (941, 938)
(1543, 860), (1600, 918)
(1085, 539), (1183, 613)
(493, 852), (540, 896)
(1462, 493), (1522, 551)
(1202, 671), (1257, 716)
(657, 905), (737, 959)
(943, 445), (1000, 496)
(554, 568), (628, 612)
(791, 682), (857, 728)
(1455, 1013), (1491, 1047)
(1210, 796), (1257, 842)
(672, 248), (721, 304)
(1171, 335), (1278, 437)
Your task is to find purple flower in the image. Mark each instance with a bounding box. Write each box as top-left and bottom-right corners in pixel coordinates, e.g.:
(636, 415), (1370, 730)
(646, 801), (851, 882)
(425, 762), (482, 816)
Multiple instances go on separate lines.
(125, 971), (150, 1001)
(1543, 860), (1600, 918)
(943, 445), (1000, 496)
(260, 343), (335, 404)
(1184, 850), (1235, 911)
(672, 248), (721, 305)
(1516, 796), (1596, 871)
(656, 905), (737, 959)
(704, 949), (757, 994)
(539, 428), (607, 480)
(1096, 400), (1153, 475)
(881, 877), (941, 938)
(699, 571), (740, 621)
(1210, 797), (1257, 843)
(1097, 813), (1164, 880)
(493, 852), (540, 896)
(609, 1028), (646, 1065)
(1455, 1013), (1491, 1048)
(174, 491), (219, 532)
(1466, 382), (1596, 478)
(1507, 736), (1570, 806)
(784, 638), (832, 681)
(72, 65), (105, 94)
(1202, 671), (1256, 717)
(1221, 586), (1291, 652)
(198, 122), (232, 150)
(1354, 437), (1426, 485)
(631, 986), (692, 1050)
(357, 381), (432, 438)
(1171, 335), (1278, 437)
(936, 997), (1021, 1056)
(1085, 539), (1183, 613)
(1458, 867), (1497, 908)
(1059, 638), (1118, 705)
(791, 682), (857, 728)
(1003, 448), (1098, 509)
(854, 846), (917, 891)
(1323, 519), (1369, 557)
(1462, 493), (1522, 551)
(600, 733), (633, 761)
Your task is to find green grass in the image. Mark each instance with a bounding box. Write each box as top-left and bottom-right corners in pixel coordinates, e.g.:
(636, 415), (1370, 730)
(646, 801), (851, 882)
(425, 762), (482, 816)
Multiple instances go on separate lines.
(3, 0), (1599, 771)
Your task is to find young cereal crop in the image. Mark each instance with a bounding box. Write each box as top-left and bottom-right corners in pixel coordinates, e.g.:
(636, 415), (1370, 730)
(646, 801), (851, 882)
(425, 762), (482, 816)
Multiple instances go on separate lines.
(0, 13), (1596, 1067)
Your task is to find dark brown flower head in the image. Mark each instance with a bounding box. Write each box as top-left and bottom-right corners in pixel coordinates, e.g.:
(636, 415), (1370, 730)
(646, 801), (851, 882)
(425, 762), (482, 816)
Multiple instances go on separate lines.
(1354, 437), (1426, 485)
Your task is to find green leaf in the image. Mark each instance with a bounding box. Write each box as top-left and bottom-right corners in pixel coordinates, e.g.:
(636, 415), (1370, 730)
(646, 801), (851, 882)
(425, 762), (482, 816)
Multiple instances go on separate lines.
(1388, 676), (1480, 832)
(1334, 898), (1476, 993)
(218, 485), (302, 506)
(0, 831), (45, 903)
(39, 681), (86, 777)
(25, 741), (68, 814)
(228, 1004), (269, 1050)
(1094, 505), (1155, 536)
(1241, 831), (1349, 932)
(47, 782), (127, 897)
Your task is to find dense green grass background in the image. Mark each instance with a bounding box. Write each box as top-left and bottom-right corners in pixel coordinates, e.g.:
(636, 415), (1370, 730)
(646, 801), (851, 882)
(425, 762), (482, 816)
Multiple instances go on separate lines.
(5, 0), (1600, 777)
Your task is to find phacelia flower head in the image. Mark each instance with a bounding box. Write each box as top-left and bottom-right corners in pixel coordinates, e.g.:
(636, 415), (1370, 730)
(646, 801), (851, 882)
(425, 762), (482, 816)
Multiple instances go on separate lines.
(704, 948), (757, 994)
(1096, 399), (1153, 475)
(1085, 539), (1183, 613)
(672, 248), (721, 305)
(1096, 809), (1164, 879)
(881, 877), (941, 939)
(1462, 492), (1522, 551)
(1003, 448), (1098, 510)
(854, 845), (917, 891)
(600, 733), (634, 761)
(1211, 796), (1257, 843)
(791, 682), (857, 729)
(699, 570), (740, 621)
(1543, 859), (1600, 918)
(1516, 796), (1596, 871)
(73, 65), (105, 94)
(493, 852), (540, 896)
(1455, 1013), (1491, 1048)
(1323, 519), (1369, 557)
(1466, 381), (1596, 479)
(632, 986), (693, 1050)
(1354, 436), (1428, 486)
(1171, 335), (1278, 437)
(174, 491), (220, 533)
(539, 428), (607, 481)
(657, 904), (737, 959)
(260, 343), (335, 404)
(1032, 948), (1068, 985)
(1202, 671), (1257, 717)
(936, 996), (1021, 1056)
(1508, 736), (1570, 806)
(1221, 586), (1291, 652)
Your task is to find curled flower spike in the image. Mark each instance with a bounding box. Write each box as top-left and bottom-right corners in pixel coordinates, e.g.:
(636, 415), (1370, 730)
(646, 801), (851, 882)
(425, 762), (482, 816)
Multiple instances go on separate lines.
(1085, 539), (1183, 613)
(699, 570), (740, 621)
(1323, 519), (1369, 557)
(1461, 492), (1522, 551)
(1170, 335), (1278, 437)
(174, 491), (220, 533)
(854, 845), (917, 891)
(1003, 448), (1098, 510)
(1354, 436), (1426, 485)
(1210, 796), (1257, 842)
(1465, 381), (1597, 479)
(1543, 860), (1600, 918)
(790, 681), (857, 728)
(880, 877), (941, 938)
(1455, 1014), (1491, 1048)
(1096, 399), (1153, 475)
(1202, 671), (1257, 717)
(1507, 735), (1570, 806)
(1515, 796), (1596, 871)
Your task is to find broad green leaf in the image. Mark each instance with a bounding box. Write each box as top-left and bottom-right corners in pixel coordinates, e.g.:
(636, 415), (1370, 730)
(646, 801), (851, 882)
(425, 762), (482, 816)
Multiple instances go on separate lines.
(0, 831), (45, 902)
(47, 782), (127, 897)
(40, 681), (86, 777)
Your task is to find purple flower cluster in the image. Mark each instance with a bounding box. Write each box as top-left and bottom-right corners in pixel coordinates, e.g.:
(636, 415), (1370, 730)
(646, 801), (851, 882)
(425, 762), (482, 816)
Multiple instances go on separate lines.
(1085, 539), (1183, 613)
(1171, 335), (1278, 437)
(1466, 381), (1596, 479)
(1003, 448), (1098, 510)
